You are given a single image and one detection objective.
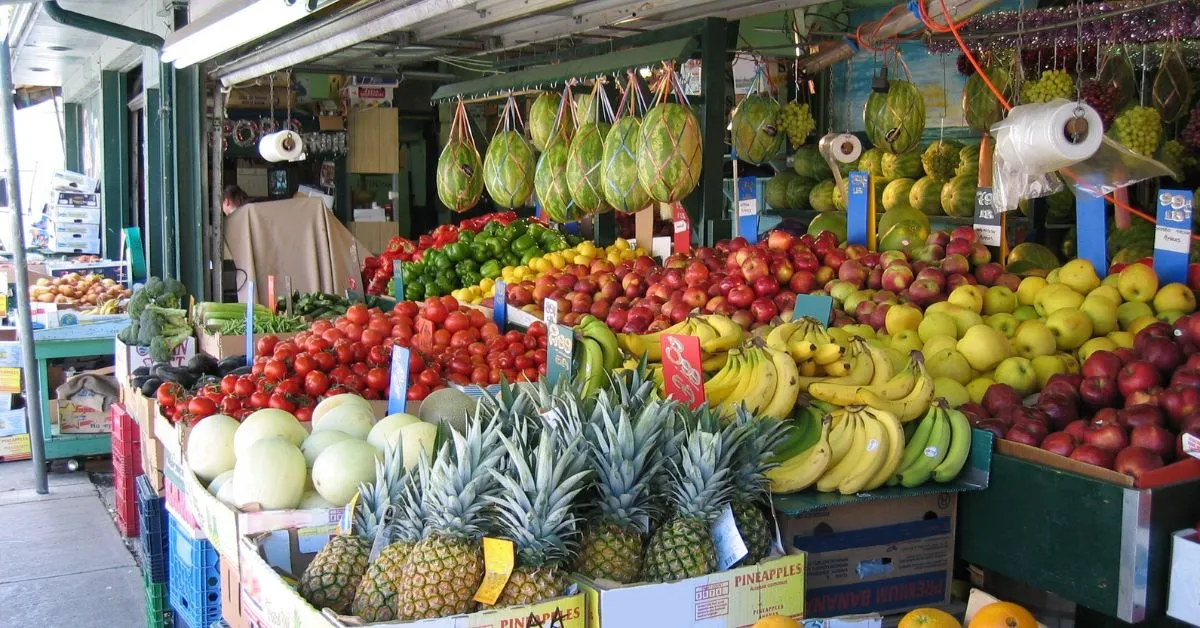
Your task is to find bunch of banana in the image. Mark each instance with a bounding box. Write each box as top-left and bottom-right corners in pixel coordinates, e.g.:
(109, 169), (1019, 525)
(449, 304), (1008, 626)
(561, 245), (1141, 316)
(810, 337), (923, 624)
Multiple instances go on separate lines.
(807, 351), (935, 422)
(81, 299), (122, 315)
(764, 317), (848, 378)
(575, 314), (622, 396)
(768, 403), (905, 495)
(618, 314), (744, 367)
(889, 400), (972, 487)
(704, 339), (800, 420)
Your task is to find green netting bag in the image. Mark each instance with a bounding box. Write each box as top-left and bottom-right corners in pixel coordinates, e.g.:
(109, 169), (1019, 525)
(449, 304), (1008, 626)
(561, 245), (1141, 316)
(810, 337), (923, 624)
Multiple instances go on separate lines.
(637, 62), (703, 203)
(483, 95), (536, 208)
(602, 72), (652, 214)
(436, 99), (483, 213)
(534, 84), (579, 223)
(530, 91), (573, 152)
(566, 80), (612, 216)
(730, 63), (784, 165)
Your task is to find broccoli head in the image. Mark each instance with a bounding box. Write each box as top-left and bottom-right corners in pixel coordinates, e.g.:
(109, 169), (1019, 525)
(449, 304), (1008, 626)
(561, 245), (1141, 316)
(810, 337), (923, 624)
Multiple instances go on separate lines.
(137, 304), (191, 353)
(117, 320), (140, 345)
(127, 288), (151, 319)
(141, 277), (165, 299)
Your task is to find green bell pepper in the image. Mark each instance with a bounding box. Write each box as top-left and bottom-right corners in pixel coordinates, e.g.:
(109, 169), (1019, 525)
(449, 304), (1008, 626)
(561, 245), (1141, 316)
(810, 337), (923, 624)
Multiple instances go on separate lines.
(480, 260), (502, 279)
(444, 242), (469, 263)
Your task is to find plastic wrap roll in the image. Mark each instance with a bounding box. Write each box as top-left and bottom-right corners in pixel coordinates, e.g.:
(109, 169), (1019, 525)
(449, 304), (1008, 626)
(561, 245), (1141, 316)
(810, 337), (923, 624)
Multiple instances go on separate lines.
(991, 100), (1102, 211)
(819, 132), (862, 164)
(258, 130), (305, 162)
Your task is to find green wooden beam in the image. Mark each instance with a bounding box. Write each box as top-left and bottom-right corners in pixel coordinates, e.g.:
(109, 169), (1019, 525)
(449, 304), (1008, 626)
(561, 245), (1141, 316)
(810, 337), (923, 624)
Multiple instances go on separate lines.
(159, 64), (178, 280)
(694, 18), (729, 246)
(173, 66), (205, 299)
(62, 102), (82, 173)
(143, 88), (164, 278)
(100, 71), (129, 258)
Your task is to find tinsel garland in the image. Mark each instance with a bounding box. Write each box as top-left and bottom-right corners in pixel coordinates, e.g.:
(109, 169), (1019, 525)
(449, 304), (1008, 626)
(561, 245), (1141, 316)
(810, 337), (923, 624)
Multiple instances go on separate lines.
(926, 1), (1200, 54)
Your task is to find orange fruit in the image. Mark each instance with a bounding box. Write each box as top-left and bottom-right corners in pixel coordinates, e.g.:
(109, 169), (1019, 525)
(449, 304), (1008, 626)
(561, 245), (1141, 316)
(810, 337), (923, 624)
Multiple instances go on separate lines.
(899, 608), (962, 628)
(968, 602), (1038, 628)
(753, 616), (801, 628)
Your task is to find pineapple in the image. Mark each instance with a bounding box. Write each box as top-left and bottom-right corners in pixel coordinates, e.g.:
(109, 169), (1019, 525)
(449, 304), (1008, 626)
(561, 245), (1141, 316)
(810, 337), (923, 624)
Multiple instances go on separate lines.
(396, 418), (505, 620)
(640, 417), (740, 582)
(351, 453), (431, 622)
(574, 399), (670, 583)
(298, 446), (404, 614)
(487, 427), (590, 606)
(728, 409), (789, 566)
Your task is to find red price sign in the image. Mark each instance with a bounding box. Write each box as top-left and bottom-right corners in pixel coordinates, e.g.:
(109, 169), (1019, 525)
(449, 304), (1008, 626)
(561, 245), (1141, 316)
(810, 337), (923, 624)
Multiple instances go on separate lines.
(414, 317), (435, 353)
(672, 202), (691, 254)
(660, 333), (705, 409)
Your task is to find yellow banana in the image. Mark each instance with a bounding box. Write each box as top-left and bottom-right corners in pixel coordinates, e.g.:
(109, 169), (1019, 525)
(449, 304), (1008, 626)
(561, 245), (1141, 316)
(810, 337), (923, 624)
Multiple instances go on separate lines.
(719, 350), (761, 414)
(788, 336), (817, 362)
(817, 412), (866, 492)
(826, 409), (855, 467)
(797, 348), (875, 391)
(863, 342), (897, 388)
(813, 343), (846, 365)
(801, 319), (832, 345)
(860, 406), (906, 491)
(621, 318), (694, 360)
(698, 314), (745, 353)
(701, 352), (728, 372)
(767, 415), (832, 494)
(807, 379), (865, 406)
(760, 347), (801, 420)
(859, 357), (918, 402)
(837, 410), (890, 495)
(765, 321), (798, 353)
(824, 360), (852, 377)
(799, 360), (818, 377)
(704, 351), (744, 403)
(855, 361), (934, 422)
(690, 318), (719, 348)
(735, 348), (779, 416)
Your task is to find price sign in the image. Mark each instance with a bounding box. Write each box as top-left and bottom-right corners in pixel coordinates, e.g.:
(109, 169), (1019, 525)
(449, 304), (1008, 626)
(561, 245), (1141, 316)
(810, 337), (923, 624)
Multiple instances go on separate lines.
(1077, 188), (1108, 278)
(493, 280), (507, 328)
(736, 177), (759, 244)
(973, 187), (1001, 247)
(1183, 433), (1200, 460)
(473, 537), (515, 606)
(543, 297), (559, 326)
(846, 171), (870, 246)
(546, 323), (574, 386)
(672, 202), (692, 254)
(1154, 189), (1193, 285)
(712, 504), (749, 570)
(244, 281), (256, 365)
(0, 368), (20, 393)
(387, 345), (411, 415)
(414, 318), (435, 354)
(392, 260), (404, 301)
(792, 294), (834, 325)
(659, 334), (705, 409)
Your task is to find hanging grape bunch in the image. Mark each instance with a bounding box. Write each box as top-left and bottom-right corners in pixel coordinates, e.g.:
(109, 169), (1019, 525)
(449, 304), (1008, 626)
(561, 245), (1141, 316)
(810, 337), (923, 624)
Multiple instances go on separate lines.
(1021, 69), (1073, 104)
(781, 101), (816, 149)
(1111, 106), (1162, 156)
(1182, 108), (1200, 150)
(1080, 79), (1119, 129)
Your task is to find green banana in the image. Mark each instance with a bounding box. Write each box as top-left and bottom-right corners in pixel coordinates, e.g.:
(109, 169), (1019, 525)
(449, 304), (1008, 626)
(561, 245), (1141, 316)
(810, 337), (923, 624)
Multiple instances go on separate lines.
(898, 406), (951, 488)
(580, 315), (622, 369)
(896, 405), (939, 475)
(932, 407), (972, 483)
(576, 337), (607, 397)
(770, 407), (820, 463)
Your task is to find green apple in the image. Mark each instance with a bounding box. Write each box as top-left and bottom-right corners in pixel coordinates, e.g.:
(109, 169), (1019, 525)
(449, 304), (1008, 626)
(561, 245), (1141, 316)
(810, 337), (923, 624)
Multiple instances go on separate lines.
(1080, 294), (1118, 336)
(927, 302), (984, 336)
(1117, 263), (1159, 303)
(948, 285), (985, 314)
(956, 324), (1012, 372)
(966, 377), (996, 404)
(828, 280), (856, 304)
(1117, 301), (1154, 330)
(885, 304), (923, 335)
(842, 324), (876, 340)
(1158, 310), (1185, 324)
(1011, 319), (1057, 359)
(921, 334), (959, 359)
(918, 311), (959, 342)
(993, 356), (1037, 397)
(1031, 354), (1068, 388)
(927, 348), (974, 385)
(1078, 337), (1116, 361)
(1046, 268), (1061, 284)
(1034, 283), (1085, 317)
(933, 377), (970, 408)
(1016, 276), (1047, 306)
(883, 346), (908, 372)
(1153, 282), (1197, 314)
(1107, 330), (1134, 349)
(1088, 284), (1122, 305)
(843, 289), (876, 315)
(982, 286), (1018, 315)
(889, 330), (924, 355)
(1058, 258), (1101, 294)
(1129, 315), (1159, 335)
(1102, 273), (1121, 287)
(1045, 307), (1093, 350)
(985, 313), (1020, 338)
(1013, 305), (1039, 322)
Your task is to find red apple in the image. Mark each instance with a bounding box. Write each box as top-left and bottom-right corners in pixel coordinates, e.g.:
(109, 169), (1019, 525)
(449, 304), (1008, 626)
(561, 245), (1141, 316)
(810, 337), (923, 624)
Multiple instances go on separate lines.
(1004, 406), (1051, 427)
(791, 249), (821, 273)
(844, 244), (869, 260)
(681, 287), (708, 309)
(838, 260), (868, 286)
(766, 230), (794, 251)
(1080, 376), (1121, 409)
(1138, 336), (1184, 377)
(1070, 444), (1116, 469)
(946, 274), (972, 291)
(867, 267), (883, 290)
(633, 255), (656, 274)
(1160, 385), (1200, 429)
(822, 248), (849, 270)
(1092, 407), (1121, 427)
(645, 282), (670, 302)
(984, 384), (1024, 418)
(1042, 375), (1081, 401)
(995, 273), (1022, 292)
(1118, 361), (1162, 399)
(752, 276), (780, 298)
(975, 419), (1009, 440)
(974, 262), (1003, 286)
(1041, 432), (1078, 457)
(1005, 426), (1042, 446)
(1171, 369), (1200, 389)
(741, 255), (771, 283)
(1082, 351), (1123, 379)
(684, 261), (710, 286)
(1174, 313), (1200, 345)
(1114, 446), (1165, 480)
(951, 225), (977, 243)
(1125, 387), (1163, 409)
(868, 304), (892, 332)
(927, 231), (951, 247)
(750, 297), (779, 323)
(1037, 393), (1079, 430)
(728, 284), (755, 309)
(1130, 424), (1175, 461)
(790, 271), (818, 294)
(771, 258), (794, 284)
(1083, 420), (1130, 452)
(1189, 263), (1200, 291)
(881, 264), (914, 292)
(1117, 404), (1165, 429)
(815, 266), (835, 286)
(855, 300), (878, 322)
(773, 291), (797, 315)
(1012, 418), (1050, 442)
(907, 279), (942, 306)
(605, 308), (628, 330)
(704, 295), (726, 314)
(728, 237), (749, 252)
(960, 402), (987, 421)
(940, 253), (970, 276)
(1064, 419), (1090, 441)
(969, 242), (992, 267)
(730, 309), (754, 329)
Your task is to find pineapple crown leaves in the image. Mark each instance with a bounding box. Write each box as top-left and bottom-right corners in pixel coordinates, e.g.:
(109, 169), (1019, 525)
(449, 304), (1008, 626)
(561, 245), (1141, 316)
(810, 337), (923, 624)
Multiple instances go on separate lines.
(587, 400), (670, 534)
(423, 417), (508, 540)
(728, 407), (790, 502)
(479, 379), (540, 437)
(604, 354), (658, 412)
(391, 449), (432, 544)
(355, 444), (408, 540)
(486, 428), (591, 567)
(666, 417), (744, 523)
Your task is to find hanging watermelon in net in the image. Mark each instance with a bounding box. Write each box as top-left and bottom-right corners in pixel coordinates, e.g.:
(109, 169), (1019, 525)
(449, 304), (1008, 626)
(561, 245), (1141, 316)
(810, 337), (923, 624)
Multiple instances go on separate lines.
(483, 95), (536, 209)
(637, 63), (703, 203)
(962, 64), (1011, 133)
(530, 92), (572, 152)
(436, 99), (483, 213)
(534, 85), (579, 222)
(566, 81), (612, 215)
(603, 72), (652, 214)
(864, 66), (925, 154)
(730, 64), (784, 165)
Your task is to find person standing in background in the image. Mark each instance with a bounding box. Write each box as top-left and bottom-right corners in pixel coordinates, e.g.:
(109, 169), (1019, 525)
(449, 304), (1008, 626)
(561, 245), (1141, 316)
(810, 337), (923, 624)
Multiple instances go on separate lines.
(222, 184), (249, 215)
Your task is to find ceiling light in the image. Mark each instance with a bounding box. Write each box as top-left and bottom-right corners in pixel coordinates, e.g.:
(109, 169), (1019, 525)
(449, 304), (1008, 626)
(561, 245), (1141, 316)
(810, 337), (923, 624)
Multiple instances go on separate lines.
(162, 0), (318, 68)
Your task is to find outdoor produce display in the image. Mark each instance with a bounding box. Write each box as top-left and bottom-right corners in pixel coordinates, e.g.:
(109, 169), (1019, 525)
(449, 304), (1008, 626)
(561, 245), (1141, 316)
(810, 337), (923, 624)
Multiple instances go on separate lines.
(28, 272), (131, 312)
(115, 275), (191, 361)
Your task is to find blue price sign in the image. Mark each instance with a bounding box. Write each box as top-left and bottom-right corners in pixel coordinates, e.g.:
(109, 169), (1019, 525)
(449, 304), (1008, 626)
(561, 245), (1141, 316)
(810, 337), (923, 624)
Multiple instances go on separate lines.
(1154, 189), (1193, 285)
(392, 260), (404, 300)
(792, 294), (834, 325)
(846, 171), (870, 246)
(1076, 190), (1108, 278)
(244, 280), (256, 366)
(387, 345), (411, 415)
(493, 280), (507, 328)
(546, 324), (574, 386)
(736, 177), (759, 244)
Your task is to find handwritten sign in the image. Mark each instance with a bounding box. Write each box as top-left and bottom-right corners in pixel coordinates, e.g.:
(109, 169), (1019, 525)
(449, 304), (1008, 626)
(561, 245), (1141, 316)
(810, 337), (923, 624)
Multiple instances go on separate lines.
(493, 280), (507, 328)
(736, 177), (759, 244)
(672, 202), (692, 254)
(973, 187), (1001, 247)
(546, 323), (574, 386)
(1154, 189), (1193, 285)
(846, 171), (870, 247)
(387, 345), (411, 415)
(660, 334), (705, 409)
(543, 298), (559, 326)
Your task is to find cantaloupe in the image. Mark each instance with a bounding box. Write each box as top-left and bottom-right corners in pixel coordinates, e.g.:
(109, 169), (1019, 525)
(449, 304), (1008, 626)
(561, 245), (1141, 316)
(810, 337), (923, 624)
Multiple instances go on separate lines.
(312, 439), (380, 506)
(187, 414), (239, 481)
(367, 413), (421, 453)
(300, 430), (352, 468)
(233, 409), (308, 460)
(311, 403), (376, 440)
(417, 388), (475, 433)
(311, 394), (372, 426)
(233, 437), (306, 510)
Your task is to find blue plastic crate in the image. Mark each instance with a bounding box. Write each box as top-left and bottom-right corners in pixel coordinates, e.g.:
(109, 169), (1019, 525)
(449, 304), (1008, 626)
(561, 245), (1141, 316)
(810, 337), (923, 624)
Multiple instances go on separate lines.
(167, 513), (220, 628)
(136, 475), (168, 583)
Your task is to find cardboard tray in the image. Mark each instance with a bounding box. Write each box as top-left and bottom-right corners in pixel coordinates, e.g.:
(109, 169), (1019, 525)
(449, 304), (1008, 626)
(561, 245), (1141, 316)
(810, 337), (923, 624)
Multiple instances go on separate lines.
(995, 438), (1200, 489)
(194, 327), (298, 360)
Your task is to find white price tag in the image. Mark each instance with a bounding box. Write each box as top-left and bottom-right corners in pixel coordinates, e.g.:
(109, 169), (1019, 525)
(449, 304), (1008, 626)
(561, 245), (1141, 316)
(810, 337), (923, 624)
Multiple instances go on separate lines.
(712, 504), (749, 570)
(737, 197), (757, 218)
(543, 298), (559, 325)
(674, 219), (688, 234)
(1184, 433), (1200, 460)
(1155, 225), (1192, 255)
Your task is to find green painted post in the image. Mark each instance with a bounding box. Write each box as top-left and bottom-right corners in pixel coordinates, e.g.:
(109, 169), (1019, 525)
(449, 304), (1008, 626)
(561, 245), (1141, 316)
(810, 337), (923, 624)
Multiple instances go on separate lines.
(173, 66), (204, 299)
(335, 157), (351, 224)
(100, 71), (129, 258)
(62, 102), (82, 173)
(143, 88), (164, 278)
(695, 18), (729, 247)
(159, 64), (178, 280)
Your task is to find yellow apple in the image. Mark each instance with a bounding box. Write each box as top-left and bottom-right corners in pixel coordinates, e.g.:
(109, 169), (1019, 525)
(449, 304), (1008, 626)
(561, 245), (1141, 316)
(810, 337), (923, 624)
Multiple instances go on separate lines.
(994, 356), (1038, 397)
(1011, 319), (1058, 359)
(1017, 276), (1048, 306)
(885, 305), (924, 335)
(826, 327), (852, 345)
(1058, 258), (1101, 294)
(1128, 315), (1159, 335)
(1031, 354), (1068, 388)
(1117, 263), (1159, 303)
(1102, 273), (1121, 287)
(1153, 282), (1197, 314)
(842, 324), (876, 340)
(983, 286), (1018, 315)
(1107, 330), (1134, 349)
(1047, 268), (1061, 284)
(966, 377), (996, 404)
(843, 290), (876, 315)
(918, 311), (959, 343)
(1057, 352), (1081, 373)
(1078, 337), (1117, 361)
(933, 377), (970, 408)
(1080, 294), (1119, 336)
(890, 330), (924, 355)
(1045, 307), (1093, 350)
(927, 348), (974, 385)
(1013, 305), (1039, 321)
(927, 302), (984, 336)
(985, 313), (1020, 338)
(957, 324), (1012, 372)
(921, 335), (958, 359)
(1088, 284), (1122, 305)
(883, 346), (908, 372)
(1117, 301), (1155, 330)
(1035, 283), (1085, 317)
(1158, 310), (1185, 324)
(948, 285), (985, 314)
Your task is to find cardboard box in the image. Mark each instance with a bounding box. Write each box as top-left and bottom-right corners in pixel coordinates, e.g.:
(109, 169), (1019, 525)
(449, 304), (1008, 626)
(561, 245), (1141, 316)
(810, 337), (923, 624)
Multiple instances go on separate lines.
(0, 409), (25, 438)
(51, 170), (99, 193)
(221, 555), (248, 628)
(154, 408), (183, 464)
(0, 432), (30, 461)
(996, 438), (1200, 489)
(49, 398), (114, 434)
(349, 221), (399, 256)
(574, 553), (806, 627)
(46, 233), (101, 255)
(115, 336), (196, 383)
(195, 328), (298, 360)
(802, 617), (882, 628)
(781, 492), (957, 618)
(242, 528), (587, 628)
(1168, 529), (1200, 625)
(125, 389), (156, 428)
(47, 205), (101, 225)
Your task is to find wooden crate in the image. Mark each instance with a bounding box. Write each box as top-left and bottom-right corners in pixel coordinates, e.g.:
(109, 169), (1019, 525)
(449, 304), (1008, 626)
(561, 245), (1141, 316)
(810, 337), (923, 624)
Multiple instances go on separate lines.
(347, 107), (399, 174)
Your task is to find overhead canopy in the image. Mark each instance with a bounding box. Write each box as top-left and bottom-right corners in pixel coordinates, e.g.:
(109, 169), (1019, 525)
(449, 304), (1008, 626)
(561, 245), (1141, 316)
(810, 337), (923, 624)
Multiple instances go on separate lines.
(430, 37), (698, 103)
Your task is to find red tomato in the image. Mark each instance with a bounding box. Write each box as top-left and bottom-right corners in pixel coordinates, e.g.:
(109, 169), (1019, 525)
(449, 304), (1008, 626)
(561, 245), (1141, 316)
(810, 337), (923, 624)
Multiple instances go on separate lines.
(496, 353), (514, 370)
(322, 328), (346, 343)
(329, 366), (352, 384)
(345, 304), (370, 326)
(444, 312), (470, 333)
(480, 322), (500, 340)
(335, 343), (354, 365)
(470, 366), (489, 385)
(352, 362), (370, 377)
(515, 355), (534, 370)
(433, 329), (452, 347)
(449, 330), (473, 348)
(220, 396), (242, 414)
(527, 321), (547, 337)
(508, 342), (525, 358)
(256, 335), (279, 356)
(306, 337), (331, 354)
(440, 296), (459, 311)
(467, 342), (487, 357)
(276, 379), (301, 396)
(489, 368), (501, 385)
(524, 334), (538, 349)
(522, 367), (538, 381)
(275, 340), (298, 355)
(342, 323), (363, 342)
(406, 382), (430, 401)
(467, 309), (487, 329)
(294, 406), (313, 422)
(391, 324), (413, 342)
(273, 346), (296, 364)
(368, 318), (392, 335)
(504, 330), (523, 344)
(408, 351), (426, 372)
(220, 375), (238, 395)
(293, 354), (316, 377)
(366, 368), (389, 391)
(449, 358), (472, 375)
(268, 394), (296, 413)
(343, 374), (365, 392)
(532, 348), (547, 365)
(188, 396), (217, 417)
(423, 300), (448, 324)
(234, 376), (256, 397)
(417, 368), (440, 387)
(367, 345), (388, 367)
(360, 329), (384, 348)
(305, 371), (330, 397)
(251, 362), (265, 377)
(396, 301), (419, 318)
(310, 320), (333, 334)
(263, 359), (287, 382)
(314, 351), (337, 372)
(156, 383), (182, 407)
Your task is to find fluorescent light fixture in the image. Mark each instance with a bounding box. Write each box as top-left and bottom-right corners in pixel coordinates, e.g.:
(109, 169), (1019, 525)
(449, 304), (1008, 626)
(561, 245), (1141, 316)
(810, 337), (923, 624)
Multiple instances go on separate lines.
(162, 0), (319, 68)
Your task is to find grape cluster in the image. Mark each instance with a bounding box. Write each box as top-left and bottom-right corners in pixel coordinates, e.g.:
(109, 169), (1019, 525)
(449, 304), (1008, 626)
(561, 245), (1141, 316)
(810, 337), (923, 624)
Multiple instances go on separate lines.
(1159, 139), (1187, 181)
(956, 54), (975, 77)
(1182, 107), (1200, 150)
(1021, 69), (1074, 104)
(782, 101), (816, 149)
(1112, 106), (1162, 157)
(1080, 79), (1118, 129)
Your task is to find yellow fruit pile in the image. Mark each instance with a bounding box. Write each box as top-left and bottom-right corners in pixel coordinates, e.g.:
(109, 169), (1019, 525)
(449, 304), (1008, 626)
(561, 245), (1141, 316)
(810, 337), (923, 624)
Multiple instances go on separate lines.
(451, 239), (647, 304)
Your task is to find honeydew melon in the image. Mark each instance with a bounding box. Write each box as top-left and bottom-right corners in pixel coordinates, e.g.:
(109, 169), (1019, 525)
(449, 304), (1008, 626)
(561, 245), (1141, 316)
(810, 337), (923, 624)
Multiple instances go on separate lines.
(233, 409), (307, 460)
(234, 437), (306, 510)
(312, 439), (381, 506)
(187, 414), (239, 482)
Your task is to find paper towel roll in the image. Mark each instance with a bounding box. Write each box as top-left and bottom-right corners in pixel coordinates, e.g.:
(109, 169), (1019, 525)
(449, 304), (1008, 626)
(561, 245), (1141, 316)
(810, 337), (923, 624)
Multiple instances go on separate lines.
(993, 100), (1103, 173)
(258, 130), (305, 162)
(820, 133), (862, 164)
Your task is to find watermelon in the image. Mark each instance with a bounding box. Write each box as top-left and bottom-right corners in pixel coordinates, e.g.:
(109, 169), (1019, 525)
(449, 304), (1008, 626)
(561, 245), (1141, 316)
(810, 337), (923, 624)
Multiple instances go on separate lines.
(859, 148), (886, 178)
(883, 178), (916, 211)
(436, 141), (483, 213)
(1046, 184), (1075, 222)
(879, 220), (928, 254)
(482, 131), (535, 208)
(922, 140), (963, 179)
(881, 151), (924, 179)
(793, 147), (832, 180)
(809, 180), (837, 212)
(957, 143), (982, 177)
(941, 175), (977, 218)
(535, 137), (576, 222)
(566, 122), (611, 215)
(878, 205), (930, 236)
(574, 93), (596, 125)
(1007, 242), (1061, 272)
(963, 66), (1012, 133)
(602, 117), (651, 213)
(832, 176), (885, 211)
(637, 103), (702, 203)
(910, 177), (946, 215)
(808, 212), (847, 242)
(787, 177), (815, 211)
(1113, 246), (1153, 265)
(764, 173), (797, 210)
(731, 94), (784, 164)
(864, 79), (925, 154)
(530, 93), (572, 152)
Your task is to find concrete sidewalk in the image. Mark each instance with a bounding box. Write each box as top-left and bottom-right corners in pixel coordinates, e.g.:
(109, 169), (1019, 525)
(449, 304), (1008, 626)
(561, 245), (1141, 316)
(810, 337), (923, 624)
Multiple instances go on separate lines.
(0, 461), (144, 626)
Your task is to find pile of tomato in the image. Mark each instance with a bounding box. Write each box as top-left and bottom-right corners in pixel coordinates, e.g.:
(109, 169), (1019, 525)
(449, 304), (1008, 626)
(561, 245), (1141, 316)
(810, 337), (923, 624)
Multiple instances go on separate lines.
(158, 298), (549, 425)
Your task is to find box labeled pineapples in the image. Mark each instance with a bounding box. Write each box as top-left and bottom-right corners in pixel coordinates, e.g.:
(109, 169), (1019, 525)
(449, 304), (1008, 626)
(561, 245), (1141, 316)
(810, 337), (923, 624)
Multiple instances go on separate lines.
(573, 553), (806, 627)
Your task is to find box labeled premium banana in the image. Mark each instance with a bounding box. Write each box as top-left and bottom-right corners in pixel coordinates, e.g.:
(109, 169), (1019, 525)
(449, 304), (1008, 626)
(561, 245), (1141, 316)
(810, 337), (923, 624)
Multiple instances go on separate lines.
(573, 553), (807, 627)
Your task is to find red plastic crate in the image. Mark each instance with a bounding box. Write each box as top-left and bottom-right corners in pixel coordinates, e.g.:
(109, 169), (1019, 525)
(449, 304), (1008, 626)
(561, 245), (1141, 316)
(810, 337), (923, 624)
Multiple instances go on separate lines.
(111, 404), (143, 477)
(113, 460), (139, 537)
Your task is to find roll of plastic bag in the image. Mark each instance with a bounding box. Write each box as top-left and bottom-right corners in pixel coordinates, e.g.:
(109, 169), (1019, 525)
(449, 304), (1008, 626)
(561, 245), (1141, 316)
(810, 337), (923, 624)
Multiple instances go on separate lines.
(991, 99), (1102, 212)
(258, 130), (305, 162)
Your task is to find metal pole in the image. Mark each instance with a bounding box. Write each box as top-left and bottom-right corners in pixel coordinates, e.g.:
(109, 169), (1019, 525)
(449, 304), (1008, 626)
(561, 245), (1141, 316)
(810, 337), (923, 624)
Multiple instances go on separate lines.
(0, 37), (48, 493)
(211, 86), (224, 300)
